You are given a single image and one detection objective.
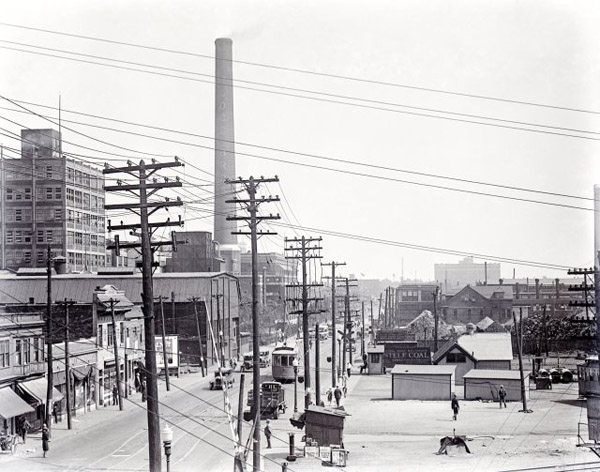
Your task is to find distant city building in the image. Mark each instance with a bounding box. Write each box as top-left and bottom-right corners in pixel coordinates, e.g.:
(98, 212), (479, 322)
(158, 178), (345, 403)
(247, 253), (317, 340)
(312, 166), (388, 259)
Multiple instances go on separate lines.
(435, 257), (500, 294)
(164, 231), (223, 272)
(0, 129), (106, 272)
(394, 283), (439, 326)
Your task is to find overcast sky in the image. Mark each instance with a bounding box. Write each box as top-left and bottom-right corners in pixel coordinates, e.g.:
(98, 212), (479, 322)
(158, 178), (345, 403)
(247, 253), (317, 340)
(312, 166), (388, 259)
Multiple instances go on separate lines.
(1, 1), (598, 281)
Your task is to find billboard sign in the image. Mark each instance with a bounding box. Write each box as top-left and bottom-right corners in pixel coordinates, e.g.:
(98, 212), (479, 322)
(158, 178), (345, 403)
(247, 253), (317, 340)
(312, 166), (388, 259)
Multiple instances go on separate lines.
(383, 345), (431, 367)
(155, 335), (179, 370)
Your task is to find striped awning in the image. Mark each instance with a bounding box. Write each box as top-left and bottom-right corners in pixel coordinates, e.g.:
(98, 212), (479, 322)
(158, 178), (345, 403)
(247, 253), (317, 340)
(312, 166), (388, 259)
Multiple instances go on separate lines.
(0, 387), (34, 419)
(17, 377), (64, 405)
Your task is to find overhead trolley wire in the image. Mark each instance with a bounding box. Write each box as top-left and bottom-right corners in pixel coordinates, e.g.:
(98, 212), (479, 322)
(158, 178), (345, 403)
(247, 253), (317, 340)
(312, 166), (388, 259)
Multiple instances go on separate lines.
(0, 21), (598, 116)
(2, 39), (600, 141)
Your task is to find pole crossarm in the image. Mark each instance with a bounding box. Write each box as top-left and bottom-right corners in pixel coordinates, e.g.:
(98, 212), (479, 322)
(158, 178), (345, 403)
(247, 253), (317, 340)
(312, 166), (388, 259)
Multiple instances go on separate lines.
(108, 216), (183, 232)
(105, 200), (183, 211)
(103, 181), (183, 192)
(103, 158), (183, 175)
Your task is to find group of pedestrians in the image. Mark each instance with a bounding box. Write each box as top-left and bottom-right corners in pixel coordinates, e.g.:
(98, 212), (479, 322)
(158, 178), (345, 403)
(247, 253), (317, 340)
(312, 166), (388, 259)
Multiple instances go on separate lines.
(450, 384), (508, 421)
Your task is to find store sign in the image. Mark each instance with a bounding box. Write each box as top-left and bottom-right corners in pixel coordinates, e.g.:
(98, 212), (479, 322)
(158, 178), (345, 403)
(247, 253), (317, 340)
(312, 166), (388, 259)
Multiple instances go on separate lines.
(383, 345), (431, 367)
(155, 336), (179, 369)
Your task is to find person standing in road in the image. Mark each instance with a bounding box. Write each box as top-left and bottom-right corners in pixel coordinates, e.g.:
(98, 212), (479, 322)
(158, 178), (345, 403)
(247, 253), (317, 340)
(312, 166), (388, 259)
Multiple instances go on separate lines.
(498, 385), (507, 408)
(333, 385), (342, 407)
(346, 362), (352, 377)
(41, 423), (50, 458)
(326, 387), (333, 405)
(112, 384), (118, 406)
(451, 393), (460, 420)
(264, 419), (272, 449)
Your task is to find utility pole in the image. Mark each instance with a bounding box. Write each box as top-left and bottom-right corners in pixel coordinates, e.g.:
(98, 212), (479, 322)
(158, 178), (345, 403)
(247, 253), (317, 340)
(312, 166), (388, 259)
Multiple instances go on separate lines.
(513, 308), (532, 413)
(322, 261), (345, 386)
(433, 286), (440, 353)
(45, 245), (53, 432)
(285, 236), (324, 410)
(339, 278), (358, 371)
(315, 323), (321, 405)
(157, 296), (171, 391)
(213, 293), (225, 368)
(189, 297), (206, 377)
(58, 298), (76, 429)
(361, 301), (366, 358)
(377, 292), (383, 330)
(104, 158), (184, 472)
(226, 176), (280, 472)
(108, 299), (124, 411)
(383, 287), (389, 328)
(370, 299), (374, 346)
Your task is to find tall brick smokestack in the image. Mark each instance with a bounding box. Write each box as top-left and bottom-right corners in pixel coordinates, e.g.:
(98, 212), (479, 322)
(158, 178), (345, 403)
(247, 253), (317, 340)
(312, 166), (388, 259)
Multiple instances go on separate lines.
(214, 38), (236, 246)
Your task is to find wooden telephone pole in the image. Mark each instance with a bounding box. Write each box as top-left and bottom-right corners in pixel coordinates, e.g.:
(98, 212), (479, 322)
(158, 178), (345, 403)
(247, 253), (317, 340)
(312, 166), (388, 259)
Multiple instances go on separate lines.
(57, 298), (76, 429)
(285, 236), (324, 409)
(189, 297), (206, 377)
(322, 261), (345, 387)
(45, 245), (54, 432)
(156, 296), (171, 391)
(226, 176), (280, 472)
(104, 158), (184, 472)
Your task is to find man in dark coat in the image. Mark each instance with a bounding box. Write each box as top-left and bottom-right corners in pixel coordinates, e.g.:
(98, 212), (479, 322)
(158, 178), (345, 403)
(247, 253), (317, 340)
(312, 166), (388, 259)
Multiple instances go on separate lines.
(333, 385), (342, 407)
(41, 423), (50, 458)
(451, 394), (460, 420)
(498, 385), (507, 408)
(264, 420), (272, 449)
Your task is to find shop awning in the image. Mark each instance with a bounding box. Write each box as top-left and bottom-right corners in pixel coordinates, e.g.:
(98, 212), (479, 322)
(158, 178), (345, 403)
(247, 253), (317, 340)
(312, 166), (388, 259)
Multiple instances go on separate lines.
(17, 377), (64, 405)
(0, 387), (34, 419)
(71, 365), (92, 381)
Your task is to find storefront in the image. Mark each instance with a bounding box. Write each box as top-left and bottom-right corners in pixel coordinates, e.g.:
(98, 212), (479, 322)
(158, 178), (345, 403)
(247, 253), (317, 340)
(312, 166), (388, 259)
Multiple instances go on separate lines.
(16, 377), (64, 431)
(0, 386), (34, 434)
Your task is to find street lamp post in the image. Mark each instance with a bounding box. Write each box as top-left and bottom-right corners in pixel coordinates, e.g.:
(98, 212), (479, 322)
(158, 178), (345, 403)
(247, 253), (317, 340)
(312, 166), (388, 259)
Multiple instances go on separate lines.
(292, 359), (299, 413)
(162, 423), (173, 472)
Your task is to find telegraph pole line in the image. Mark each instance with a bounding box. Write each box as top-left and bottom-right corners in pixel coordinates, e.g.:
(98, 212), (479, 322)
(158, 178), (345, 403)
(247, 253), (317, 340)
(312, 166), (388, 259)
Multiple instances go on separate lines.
(156, 296), (171, 391)
(285, 236), (324, 410)
(45, 245), (53, 433)
(433, 286), (440, 353)
(104, 158), (184, 472)
(322, 261), (345, 386)
(361, 301), (366, 358)
(337, 278), (358, 372)
(57, 298), (76, 429)
(189, 297), (206, 377)
(107, 298), (124, 411)
(213, 293), (225, 368)
(226, 176), (280, 472)
(513, 308), (532, 413)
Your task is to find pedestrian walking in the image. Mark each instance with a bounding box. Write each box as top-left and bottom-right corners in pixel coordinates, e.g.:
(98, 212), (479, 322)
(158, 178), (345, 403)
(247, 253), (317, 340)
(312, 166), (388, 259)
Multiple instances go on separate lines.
(359, 353), (368, 374)
(498, 385), (507, 408)
(41, 423), (50, 458)
(52, 402), (60, 423)
(141, 380), (147, 402)
(112, 384), (118, 405)
(333, 385), (342, 407)
(20, 418), (31, 443)
(326, 387), (333, 405)
(264, 420), (272, 449)
(134, 373), (141, 392)
(346, 362), (352, 377)
(451, 393), (460, 421)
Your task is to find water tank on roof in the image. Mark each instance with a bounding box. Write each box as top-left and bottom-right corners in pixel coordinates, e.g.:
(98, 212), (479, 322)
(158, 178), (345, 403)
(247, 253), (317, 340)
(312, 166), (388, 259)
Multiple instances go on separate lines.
(54, 256), (67, 274)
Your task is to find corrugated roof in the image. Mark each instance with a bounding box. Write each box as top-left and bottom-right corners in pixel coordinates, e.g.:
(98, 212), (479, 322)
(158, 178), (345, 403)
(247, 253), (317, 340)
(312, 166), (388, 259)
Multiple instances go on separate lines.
(0, 272), (238, 304)
(457, 333), (513, 361)
(391, 364), (456, 375)
(463, 369), (527, 380)
(470, 284), (514, 300)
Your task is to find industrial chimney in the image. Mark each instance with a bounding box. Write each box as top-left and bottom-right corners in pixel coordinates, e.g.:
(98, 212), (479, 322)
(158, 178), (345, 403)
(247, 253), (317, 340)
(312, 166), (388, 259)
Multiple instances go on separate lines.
(214, 38), (240, 274)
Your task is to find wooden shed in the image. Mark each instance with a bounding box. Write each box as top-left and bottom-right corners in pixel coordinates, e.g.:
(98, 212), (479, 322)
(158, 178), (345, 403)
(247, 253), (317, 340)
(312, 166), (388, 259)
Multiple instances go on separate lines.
(463, 369), (529, 402)
(366, 346), (385, 375)
(391, 364), (456, 400)
(304, 405), (351, 447)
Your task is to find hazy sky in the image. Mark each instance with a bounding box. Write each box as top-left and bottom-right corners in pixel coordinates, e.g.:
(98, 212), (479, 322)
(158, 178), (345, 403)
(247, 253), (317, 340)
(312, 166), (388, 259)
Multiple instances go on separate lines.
(1, 0), (598, 281)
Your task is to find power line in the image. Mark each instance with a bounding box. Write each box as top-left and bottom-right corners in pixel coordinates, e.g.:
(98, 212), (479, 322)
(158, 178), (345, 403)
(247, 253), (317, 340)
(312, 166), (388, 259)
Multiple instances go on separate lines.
(0, 21), (598, 116)
(0, 108), (592, 211)
(1, 45), (600, 144)
(2, 39), (600, 140)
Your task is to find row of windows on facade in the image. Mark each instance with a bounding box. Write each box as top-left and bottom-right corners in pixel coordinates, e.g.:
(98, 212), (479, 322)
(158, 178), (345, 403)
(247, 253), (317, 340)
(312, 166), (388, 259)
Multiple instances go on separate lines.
(442, 307), (513, 320)
(5, 230), (105, 247)
(0, 337), (44, 368)
(5, 187), (105, 209)
(4, 166), (103, 190)
(97, 323), (143, 348)
(4, 251), (106, 266)
(2, 208), (106, 227)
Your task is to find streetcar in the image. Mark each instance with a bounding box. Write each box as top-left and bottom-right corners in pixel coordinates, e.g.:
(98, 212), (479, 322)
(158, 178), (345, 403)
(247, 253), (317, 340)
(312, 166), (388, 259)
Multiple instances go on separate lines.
(271, 345), (300, 382)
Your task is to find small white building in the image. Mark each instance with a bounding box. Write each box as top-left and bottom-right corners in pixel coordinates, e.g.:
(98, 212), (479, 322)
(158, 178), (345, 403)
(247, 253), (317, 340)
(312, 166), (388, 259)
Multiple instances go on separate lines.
(391, 364), (456, 400)
(433, 328), (513, 384)
(463, 369), (529, 402)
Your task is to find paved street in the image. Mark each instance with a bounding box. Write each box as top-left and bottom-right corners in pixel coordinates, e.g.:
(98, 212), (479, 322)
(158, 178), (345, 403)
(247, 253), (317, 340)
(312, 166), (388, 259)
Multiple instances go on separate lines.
(0, 336), (343, 472)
